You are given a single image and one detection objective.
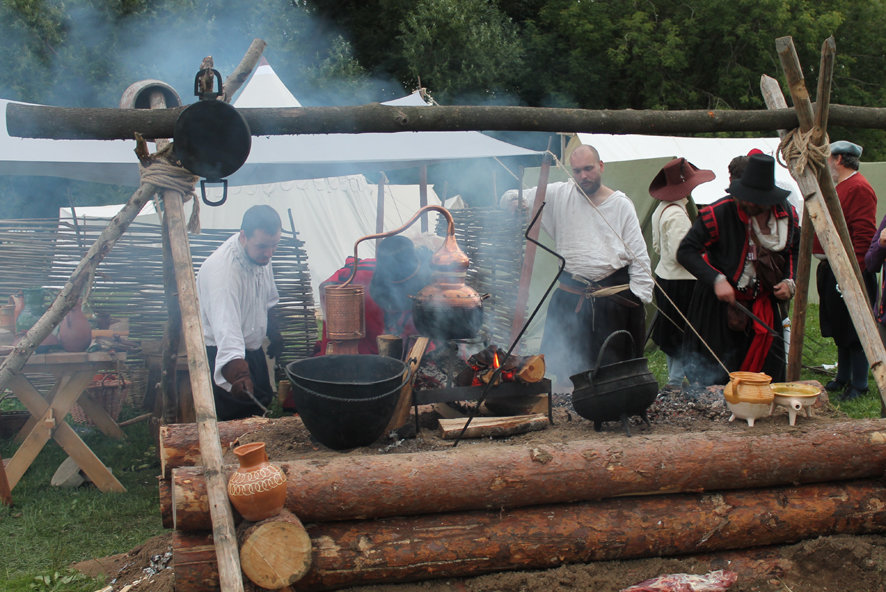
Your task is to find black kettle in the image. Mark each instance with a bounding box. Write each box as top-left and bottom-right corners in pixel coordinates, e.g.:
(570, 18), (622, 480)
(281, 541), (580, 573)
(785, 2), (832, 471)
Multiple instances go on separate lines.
(173, 68), (251, 206)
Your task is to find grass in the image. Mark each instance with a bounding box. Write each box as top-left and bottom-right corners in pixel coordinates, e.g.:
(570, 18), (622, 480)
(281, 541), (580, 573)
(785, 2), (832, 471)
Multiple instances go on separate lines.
(0, 303), (882, 591)
(0, 407), (165, 591)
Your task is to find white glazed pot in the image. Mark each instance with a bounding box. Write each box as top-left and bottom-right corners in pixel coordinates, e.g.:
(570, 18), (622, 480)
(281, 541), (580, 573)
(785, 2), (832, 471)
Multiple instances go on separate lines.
(770, 382), (820, 426)
(726, 400), (772, 427)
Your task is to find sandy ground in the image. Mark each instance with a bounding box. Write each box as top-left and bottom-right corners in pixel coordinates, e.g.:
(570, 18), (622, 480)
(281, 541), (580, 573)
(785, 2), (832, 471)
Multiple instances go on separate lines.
(74, 382), (886, 592)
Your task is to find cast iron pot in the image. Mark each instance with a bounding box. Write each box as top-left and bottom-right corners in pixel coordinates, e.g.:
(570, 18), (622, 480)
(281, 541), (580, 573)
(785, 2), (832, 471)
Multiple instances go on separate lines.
(285, 355), (410, 450)
(569, 330), (658, 437)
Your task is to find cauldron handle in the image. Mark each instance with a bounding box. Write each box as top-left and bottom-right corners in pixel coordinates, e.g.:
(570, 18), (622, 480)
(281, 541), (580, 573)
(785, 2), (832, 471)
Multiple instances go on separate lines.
(591, 330), (635, 378)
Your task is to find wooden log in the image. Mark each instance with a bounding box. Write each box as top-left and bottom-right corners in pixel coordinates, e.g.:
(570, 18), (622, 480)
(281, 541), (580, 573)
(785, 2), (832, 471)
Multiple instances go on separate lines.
(438, 413), (548, 439)
(0, 452), (11, 506)
(18, 101), (886, 142)
(159, 417), (272, 478)
(167, 418), (886, 530)
(382, 336), (429, 433)
(237, 508), (312, 589)
(172, 479), (886, 592)
(515, 354), (545, 383)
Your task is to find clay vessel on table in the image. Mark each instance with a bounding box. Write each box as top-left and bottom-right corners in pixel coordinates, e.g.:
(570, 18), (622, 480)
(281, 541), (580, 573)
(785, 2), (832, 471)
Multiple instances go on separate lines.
(723, 371), (774, 427)
(58, 300), (92, 352)
(227, 441), (287, 522)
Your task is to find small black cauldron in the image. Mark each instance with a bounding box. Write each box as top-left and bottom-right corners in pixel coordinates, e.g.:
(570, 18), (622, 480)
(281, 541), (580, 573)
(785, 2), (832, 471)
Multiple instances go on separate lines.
(569, 330), (658, 436)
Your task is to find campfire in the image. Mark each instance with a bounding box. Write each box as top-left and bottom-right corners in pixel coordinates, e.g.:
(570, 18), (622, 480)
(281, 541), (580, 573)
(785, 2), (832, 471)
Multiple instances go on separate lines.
(456, 345), (546, 387)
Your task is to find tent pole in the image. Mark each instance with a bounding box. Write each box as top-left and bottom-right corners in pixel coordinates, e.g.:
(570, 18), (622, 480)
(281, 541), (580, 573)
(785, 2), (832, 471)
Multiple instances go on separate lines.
(420, 166), (428, 233)
(376, 173), (386, 235)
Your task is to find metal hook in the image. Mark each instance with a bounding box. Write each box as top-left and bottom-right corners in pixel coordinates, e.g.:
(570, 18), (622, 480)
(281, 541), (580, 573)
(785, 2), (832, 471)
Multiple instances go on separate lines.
(200, 179), (227, 206)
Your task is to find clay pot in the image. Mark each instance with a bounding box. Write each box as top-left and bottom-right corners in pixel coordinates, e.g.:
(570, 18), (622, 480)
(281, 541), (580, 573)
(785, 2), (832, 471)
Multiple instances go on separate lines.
(59, 300), (92, 352)
(227, 442), (287, 522)
(723, 371), (773, 405)
(724, 371), (774, 427)
(770, 382), (821, 426)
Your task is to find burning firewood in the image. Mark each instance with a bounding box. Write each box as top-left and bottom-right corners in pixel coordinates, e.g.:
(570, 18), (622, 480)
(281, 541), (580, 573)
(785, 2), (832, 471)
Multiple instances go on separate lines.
(459, 345), (545, 386)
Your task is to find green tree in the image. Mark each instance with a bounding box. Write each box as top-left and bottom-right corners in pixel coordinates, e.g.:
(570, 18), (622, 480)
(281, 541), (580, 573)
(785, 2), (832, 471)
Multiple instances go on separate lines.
(397, 0), (525, 102)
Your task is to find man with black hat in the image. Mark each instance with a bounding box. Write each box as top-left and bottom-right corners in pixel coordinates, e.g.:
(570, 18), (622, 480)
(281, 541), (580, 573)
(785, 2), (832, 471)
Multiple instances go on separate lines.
(677, 153), (800, 386)
(648, 158), (715, 393)
(814, 140), (878, 401)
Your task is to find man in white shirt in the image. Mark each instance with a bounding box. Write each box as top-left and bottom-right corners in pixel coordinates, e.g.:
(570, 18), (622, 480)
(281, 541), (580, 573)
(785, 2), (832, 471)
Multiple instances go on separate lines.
(501, 145), (653, 389)
(197, 205), (282, 420)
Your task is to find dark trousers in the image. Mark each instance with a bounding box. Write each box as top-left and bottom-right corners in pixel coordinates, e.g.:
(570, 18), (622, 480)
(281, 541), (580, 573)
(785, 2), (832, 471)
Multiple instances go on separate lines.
(206, 346), (274, 421)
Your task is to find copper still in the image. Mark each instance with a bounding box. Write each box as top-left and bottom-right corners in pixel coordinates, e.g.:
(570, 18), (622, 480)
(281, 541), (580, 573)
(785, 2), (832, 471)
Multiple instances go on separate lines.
(330, 205), (486, 343)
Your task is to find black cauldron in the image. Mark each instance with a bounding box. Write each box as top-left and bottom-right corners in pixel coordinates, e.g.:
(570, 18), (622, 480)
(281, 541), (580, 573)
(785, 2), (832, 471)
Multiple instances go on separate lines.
(285, 355), (409, 450)
(569, 330), (658, 436)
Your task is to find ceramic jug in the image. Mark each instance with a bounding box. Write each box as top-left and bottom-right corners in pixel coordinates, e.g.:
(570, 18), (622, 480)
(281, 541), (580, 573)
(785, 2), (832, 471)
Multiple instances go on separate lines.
(58, 299), (92, 352)
(724, 371), (774, 405)
(227, 442), (287, 522)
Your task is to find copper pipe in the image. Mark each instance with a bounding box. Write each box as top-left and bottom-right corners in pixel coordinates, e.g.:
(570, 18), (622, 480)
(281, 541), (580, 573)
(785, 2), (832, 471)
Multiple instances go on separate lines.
(340, 205), (456, 288)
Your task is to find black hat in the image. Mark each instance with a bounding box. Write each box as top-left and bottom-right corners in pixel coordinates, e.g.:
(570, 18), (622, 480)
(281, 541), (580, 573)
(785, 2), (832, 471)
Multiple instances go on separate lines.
(727, 154), (790, 206)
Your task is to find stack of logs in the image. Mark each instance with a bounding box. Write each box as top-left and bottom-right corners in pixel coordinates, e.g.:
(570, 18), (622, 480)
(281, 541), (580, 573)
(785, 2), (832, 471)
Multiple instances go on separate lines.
(158, 414), (886, 591)
(455, 345), (545, 386)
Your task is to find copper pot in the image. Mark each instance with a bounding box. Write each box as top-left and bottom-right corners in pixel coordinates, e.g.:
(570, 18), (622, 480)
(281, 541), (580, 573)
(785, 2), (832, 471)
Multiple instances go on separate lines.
(411, 233), (487, 340)
(344, 205), (487, 341)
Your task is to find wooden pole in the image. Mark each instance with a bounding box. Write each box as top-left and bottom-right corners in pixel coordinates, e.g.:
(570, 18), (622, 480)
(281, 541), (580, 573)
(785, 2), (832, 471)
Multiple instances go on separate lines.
(165, 418), (886, 530)
(419, 165), (428, 233)
(375, 174), (386, 234)
(163, 192), (244, 592)
(761, 69), (886, 404)
(785, 37), (835, 380)
(509, 153), (551, 346)
(18, 102), (886, 141)
(172, 479), (886, 592)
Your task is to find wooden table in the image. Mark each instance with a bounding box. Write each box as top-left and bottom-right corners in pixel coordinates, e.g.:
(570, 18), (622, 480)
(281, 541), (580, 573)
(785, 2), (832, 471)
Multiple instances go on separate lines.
(5, 351), (127, 493)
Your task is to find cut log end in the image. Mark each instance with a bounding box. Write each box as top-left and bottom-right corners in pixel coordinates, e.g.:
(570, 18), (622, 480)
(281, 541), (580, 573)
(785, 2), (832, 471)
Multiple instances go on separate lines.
(238, 508), (312, 589)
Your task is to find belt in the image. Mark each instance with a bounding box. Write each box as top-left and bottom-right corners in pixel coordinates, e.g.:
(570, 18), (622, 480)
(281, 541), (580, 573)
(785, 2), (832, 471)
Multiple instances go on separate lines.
(558, 276), (638, 311)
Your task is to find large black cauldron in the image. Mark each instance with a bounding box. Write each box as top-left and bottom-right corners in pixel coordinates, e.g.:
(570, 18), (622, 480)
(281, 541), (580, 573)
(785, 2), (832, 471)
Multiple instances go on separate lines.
(285, 355), (409, 450)
(569, 330), (658, 436)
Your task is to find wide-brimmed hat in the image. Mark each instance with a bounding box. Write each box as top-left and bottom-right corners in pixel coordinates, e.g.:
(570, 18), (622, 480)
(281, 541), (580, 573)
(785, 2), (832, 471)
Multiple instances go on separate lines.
(648, 158), (716, 202)
(727, 154), (790, 206)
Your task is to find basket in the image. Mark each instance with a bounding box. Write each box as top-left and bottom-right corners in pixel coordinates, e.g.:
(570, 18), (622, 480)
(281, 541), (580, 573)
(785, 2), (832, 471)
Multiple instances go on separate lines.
(70, 372), (129, 425)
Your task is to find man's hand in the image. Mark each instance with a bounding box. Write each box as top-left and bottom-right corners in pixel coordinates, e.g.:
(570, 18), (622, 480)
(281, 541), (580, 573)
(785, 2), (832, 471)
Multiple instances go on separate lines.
(714, 276), (735, 304)
(773, 280), (793, 301)
(222, 358), (254, 400)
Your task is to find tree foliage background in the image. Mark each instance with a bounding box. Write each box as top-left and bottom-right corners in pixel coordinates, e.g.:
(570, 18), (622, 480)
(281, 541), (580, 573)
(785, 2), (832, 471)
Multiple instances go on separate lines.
(1, 0), (885, 214)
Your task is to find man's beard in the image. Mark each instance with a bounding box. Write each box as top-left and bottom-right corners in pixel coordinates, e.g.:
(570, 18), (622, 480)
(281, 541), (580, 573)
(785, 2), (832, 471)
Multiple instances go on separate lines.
(579, 177), (601, 196)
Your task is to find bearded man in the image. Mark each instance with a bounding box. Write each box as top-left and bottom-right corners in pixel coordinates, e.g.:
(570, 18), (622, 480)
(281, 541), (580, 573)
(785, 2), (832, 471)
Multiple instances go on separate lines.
(500, 144), (653, 389)
(197, 205), (283, 420)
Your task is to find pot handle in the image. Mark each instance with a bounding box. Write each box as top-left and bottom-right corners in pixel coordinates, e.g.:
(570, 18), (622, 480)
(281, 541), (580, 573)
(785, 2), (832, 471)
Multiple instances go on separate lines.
(290, 364), (414, 404)
(200, 179), (227, 206)
(193, 68), (223, 100)
(591, 330), (635, 377)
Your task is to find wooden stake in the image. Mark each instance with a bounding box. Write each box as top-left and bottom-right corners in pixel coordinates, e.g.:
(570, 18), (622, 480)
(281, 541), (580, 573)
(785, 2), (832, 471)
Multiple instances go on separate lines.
(383, 336), (429, 433)
(762, 65), (886, 404)
(163, 192), (243, 592)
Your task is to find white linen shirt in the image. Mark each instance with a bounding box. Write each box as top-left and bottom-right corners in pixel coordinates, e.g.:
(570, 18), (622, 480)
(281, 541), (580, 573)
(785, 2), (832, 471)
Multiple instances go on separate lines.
(196, 234), (279, 391)
(651, 199), (695, 280)
(502, 181), (654, 303)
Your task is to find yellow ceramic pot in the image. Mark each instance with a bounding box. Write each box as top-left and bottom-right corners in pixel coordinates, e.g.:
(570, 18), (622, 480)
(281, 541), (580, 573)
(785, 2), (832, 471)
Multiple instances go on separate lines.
(724, 371), (774, 405)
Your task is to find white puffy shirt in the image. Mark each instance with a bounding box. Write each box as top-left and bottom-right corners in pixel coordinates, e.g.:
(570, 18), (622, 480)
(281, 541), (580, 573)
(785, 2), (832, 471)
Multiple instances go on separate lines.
(651, 199), (695, 280)
(502, 181), (654, 303)
(196, 234), (279, 391)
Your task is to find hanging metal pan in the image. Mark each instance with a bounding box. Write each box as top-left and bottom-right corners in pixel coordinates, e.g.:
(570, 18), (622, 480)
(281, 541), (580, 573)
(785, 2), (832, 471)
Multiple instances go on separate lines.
(173, 98), (251, 182)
